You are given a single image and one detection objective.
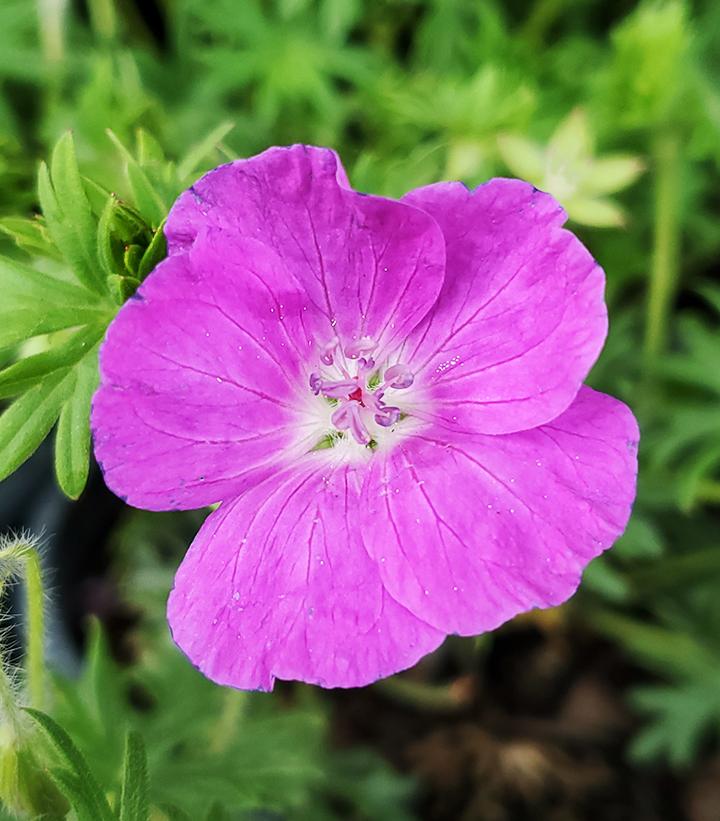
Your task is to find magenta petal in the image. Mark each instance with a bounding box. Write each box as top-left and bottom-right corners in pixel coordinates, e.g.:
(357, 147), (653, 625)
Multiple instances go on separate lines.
(362, 387), (639, 635)
(92, 233), (326, 511)
(167, 459), (445, 690)
(166, 145), (446, 355)
(401, 180), (607, 434)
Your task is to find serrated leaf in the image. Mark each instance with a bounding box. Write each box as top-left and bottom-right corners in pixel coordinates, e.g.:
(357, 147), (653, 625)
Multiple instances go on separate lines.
(106, 131), (167, 228)
(118, 732), (149, 821)
(54, 347), (100, 499)
(0, 255), (104, 307)
(0, 217), (62, 260)
(23, 709), (114, 821)
(0, 370), (74, 481)
(0, 255), (112, 348)
(0, 321), (105, 399)
(38, 134), (105, 294)
(0, 306), (110, 351)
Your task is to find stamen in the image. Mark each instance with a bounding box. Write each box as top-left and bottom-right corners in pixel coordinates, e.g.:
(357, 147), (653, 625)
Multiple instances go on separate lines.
(320, 341), (337, 366)
(345, 336), (376, 360)
(309, 372), (323, 395)
(309, 342), (414, 449)
(384, 363), (414, 389)
(374, 406), (401, 427)
(331, 403), (371, 445)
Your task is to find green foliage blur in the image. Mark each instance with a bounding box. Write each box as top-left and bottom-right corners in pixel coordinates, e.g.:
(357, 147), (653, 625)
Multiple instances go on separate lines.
(1, 0), (720, 817)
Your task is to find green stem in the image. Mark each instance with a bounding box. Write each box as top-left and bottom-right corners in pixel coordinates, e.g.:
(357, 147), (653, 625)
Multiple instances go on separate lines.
(374, 676), (472, 713)
(37, 0), (68, 65)
(0, 647), (22, 739)
(209, 691), (246, 754)
(23, 551), (45, 710)
(643, 132), (681, 365)
(0, 538), (46, 710)
(87, 0), (117, 42)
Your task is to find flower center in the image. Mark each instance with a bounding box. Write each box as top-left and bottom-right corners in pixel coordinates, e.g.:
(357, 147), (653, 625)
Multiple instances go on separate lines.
(309, 336), (414, 446)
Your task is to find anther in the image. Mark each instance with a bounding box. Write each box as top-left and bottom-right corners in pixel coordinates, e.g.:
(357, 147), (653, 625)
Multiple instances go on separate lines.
(375, 406), (401, 427)
(384, 364), (414, 389)
(345, 336), (376, 360)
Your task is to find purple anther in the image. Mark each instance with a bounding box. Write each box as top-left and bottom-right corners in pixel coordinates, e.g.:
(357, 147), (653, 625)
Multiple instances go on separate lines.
(309, 372), (323, 395)
(345, 336), (376, 360)
(384, 364), (414, 389)
(374, 406), (401, 427)
(320, 341), (336, 366)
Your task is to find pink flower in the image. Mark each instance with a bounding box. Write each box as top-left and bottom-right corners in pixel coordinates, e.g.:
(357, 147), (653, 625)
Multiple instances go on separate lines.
(92, 146), (639, 690)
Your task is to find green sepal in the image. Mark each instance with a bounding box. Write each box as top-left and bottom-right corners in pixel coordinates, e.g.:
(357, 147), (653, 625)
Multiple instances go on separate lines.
(136, 222), (167, 280)
(123, 244), (144, 277)
(107, 274), (141, 304)
(97, 195), (151, 278)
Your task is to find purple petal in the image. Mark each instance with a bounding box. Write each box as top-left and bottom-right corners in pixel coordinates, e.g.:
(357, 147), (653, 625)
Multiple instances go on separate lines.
(362, 387), (639, 635)
(166, 145), (445, 356)
(92, 232), (328, 511)
(401, 180), (607, 434)
(167, 459), (444, 690)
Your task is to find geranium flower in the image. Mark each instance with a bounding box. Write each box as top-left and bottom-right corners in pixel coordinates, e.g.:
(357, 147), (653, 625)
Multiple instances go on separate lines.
(91, 145), (639, 690)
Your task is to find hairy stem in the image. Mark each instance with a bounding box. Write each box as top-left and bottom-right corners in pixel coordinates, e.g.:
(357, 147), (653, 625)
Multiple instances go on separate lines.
(23, 551), (46, 710)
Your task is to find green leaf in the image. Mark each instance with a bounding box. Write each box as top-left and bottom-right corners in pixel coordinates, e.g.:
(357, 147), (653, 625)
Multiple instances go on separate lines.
(0, 216), (62, 260)
(566, 196), (626, 228)
(38, 133), (105, 294)
(176, 121), (235, 181)
(0, 370), (74, 481)
(118, 732), (149, 821)
(0, 322), (105, 399)
(23, 709), (114, 821)
(583, 155), (645, 196)
(54, 347), (101, 499)
(106, 131), (167, 228)
(0, 255), (104, 307)
(496, 133), (545, 181)
(0, 248), (111, 349)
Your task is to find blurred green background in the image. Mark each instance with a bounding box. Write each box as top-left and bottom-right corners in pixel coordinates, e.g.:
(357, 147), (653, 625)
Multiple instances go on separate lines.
(1, 0), (720, 819)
